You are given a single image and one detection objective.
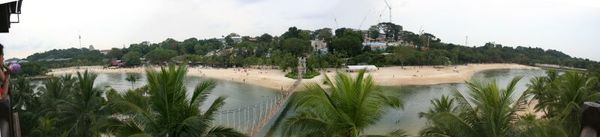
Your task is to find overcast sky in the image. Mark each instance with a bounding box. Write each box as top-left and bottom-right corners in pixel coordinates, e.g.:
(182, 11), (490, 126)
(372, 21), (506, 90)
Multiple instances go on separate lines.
(0, 0), (599, 61)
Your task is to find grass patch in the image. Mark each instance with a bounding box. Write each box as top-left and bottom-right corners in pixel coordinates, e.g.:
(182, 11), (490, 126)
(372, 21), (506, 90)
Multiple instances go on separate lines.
(285, 70), (320, 79)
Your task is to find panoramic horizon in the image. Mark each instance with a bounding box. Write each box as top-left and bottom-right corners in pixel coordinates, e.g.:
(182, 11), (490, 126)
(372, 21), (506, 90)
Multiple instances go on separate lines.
(0, 0), (599, 61)
(1, 0), (600, 136)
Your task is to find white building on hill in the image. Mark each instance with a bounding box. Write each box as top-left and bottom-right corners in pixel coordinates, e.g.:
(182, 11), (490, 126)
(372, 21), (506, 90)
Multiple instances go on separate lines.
(363, 42), (387, 50)
(311, 39), (328, 54)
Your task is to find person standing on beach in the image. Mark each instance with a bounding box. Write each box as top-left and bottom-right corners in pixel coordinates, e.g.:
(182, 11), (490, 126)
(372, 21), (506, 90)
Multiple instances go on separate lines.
(0, 44), (10, 137)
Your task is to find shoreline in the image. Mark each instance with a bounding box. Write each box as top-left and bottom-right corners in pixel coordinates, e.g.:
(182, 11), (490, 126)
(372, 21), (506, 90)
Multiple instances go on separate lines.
(305, 63), (538, 88)
(48, 63), (539, 91)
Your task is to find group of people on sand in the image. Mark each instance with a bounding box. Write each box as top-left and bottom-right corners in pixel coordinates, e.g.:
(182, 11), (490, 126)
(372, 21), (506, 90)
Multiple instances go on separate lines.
(233, 67), (270, 75)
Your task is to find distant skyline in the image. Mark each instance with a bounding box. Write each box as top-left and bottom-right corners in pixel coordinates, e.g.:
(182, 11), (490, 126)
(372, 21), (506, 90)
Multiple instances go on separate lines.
(0, 0), (599, 61)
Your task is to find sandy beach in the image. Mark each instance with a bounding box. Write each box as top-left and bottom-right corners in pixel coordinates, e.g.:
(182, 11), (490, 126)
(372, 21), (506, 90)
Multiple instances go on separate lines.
(518, 99), (546, 118)
(305, 63), (538, 87)
(49, 63), (538, 92)
(49, 64), (543, 117)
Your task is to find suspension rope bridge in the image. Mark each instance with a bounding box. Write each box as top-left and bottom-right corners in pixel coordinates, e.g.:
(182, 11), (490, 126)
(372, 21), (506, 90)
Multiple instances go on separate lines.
(213, 57), (306, 137)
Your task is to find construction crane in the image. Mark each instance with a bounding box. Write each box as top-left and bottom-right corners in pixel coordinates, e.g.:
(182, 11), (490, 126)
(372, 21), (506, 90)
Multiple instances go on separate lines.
(357, 9), (371, 30)
(384, 0), (392, 23)
(334, 18), (338, 29)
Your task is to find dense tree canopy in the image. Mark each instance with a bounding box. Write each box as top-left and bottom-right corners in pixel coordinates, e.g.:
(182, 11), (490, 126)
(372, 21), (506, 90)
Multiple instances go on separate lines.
(330, 36), (363, 57)
(19, 62), (48, 76)
(106, 48), (124, 59)
(258, 33), (273, 43)
(145, 48), (177, 64)
(122, 51), (142, 66)
(368, 22), (403, 41)
(281, 27), (311, 40)
(19, 23), (600, 77)
(281, 38), (312, 57)
(194, 39), (223, 55)
(312, 28), (333, 42)
(27, 48), (105, 62)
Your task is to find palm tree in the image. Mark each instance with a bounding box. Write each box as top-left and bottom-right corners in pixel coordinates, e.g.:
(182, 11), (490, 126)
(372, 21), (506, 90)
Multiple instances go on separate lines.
(102, 65), (245, 137)
(10, 76), (43, 135)
(38, 74), (75, 115)
(30, 116), (68, 137)
(419, 77), (532, 137)
(514, 114), (568, 137)
(125, 73), (140, 89)
(526, 71), (600, 136)
(14, 75), (76, 137)
(10, 76), (36, 111)
(56, 71), (109, 137)
(418, 95), (455, 119)
(284, 70), (405, 137)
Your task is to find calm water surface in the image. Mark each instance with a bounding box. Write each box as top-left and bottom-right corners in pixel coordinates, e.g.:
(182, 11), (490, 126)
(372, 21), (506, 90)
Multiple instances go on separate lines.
(90, 73), (281, 135)
(269, 69), (546, 136)
(92, 73), (281, 109)
(365, 69), (546, 135)
(59, 68), (546, 136)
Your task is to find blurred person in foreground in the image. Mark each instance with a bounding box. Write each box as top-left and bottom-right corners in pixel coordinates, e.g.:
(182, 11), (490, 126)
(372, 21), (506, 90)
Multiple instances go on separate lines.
(0, 44), (10, 137)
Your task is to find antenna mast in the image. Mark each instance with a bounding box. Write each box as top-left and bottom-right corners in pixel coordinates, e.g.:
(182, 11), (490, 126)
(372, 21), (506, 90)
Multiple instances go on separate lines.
(78, 34), (82, 48)
(465, 36), (468, 46)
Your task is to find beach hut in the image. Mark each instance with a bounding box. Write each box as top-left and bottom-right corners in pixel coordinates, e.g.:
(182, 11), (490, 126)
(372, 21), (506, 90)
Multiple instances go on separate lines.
(346, 65), (378, 72)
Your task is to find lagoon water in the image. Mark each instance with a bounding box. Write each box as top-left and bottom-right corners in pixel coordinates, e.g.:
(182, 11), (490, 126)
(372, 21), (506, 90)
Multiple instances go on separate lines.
(90, 72), (282, 135)
(92, 73), (282, 109)
(364, 69), (546, 135)
(269, 68), (547, 136)
(72, 68), (545, 136)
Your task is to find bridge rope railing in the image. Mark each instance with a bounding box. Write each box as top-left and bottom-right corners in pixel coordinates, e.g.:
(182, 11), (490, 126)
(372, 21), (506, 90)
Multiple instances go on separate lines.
(211, 57), (306, 136)
(213, 93), (285, 134)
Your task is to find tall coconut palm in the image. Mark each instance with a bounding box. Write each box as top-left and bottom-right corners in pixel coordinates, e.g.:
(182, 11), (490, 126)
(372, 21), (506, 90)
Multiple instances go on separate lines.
(56, 71), (109, 137)
(102, 65), (245, 137)
(419, 77), (531, 137)
(526, 71), (600, 136)
(284, 70), (404, 137)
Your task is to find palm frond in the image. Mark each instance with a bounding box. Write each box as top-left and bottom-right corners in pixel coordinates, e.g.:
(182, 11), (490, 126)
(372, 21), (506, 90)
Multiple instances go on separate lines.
(420, 77), (530, 137)
(107, 65), (244, 136)
(283, 112), (330, 137)
(287, 70), (403, 136)
(190, 80), (217, 107)
(206, 126), (247, 137)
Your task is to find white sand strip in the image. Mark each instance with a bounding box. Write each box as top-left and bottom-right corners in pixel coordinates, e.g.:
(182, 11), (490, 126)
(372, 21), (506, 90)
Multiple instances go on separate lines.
(48, 63), (539, 91)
